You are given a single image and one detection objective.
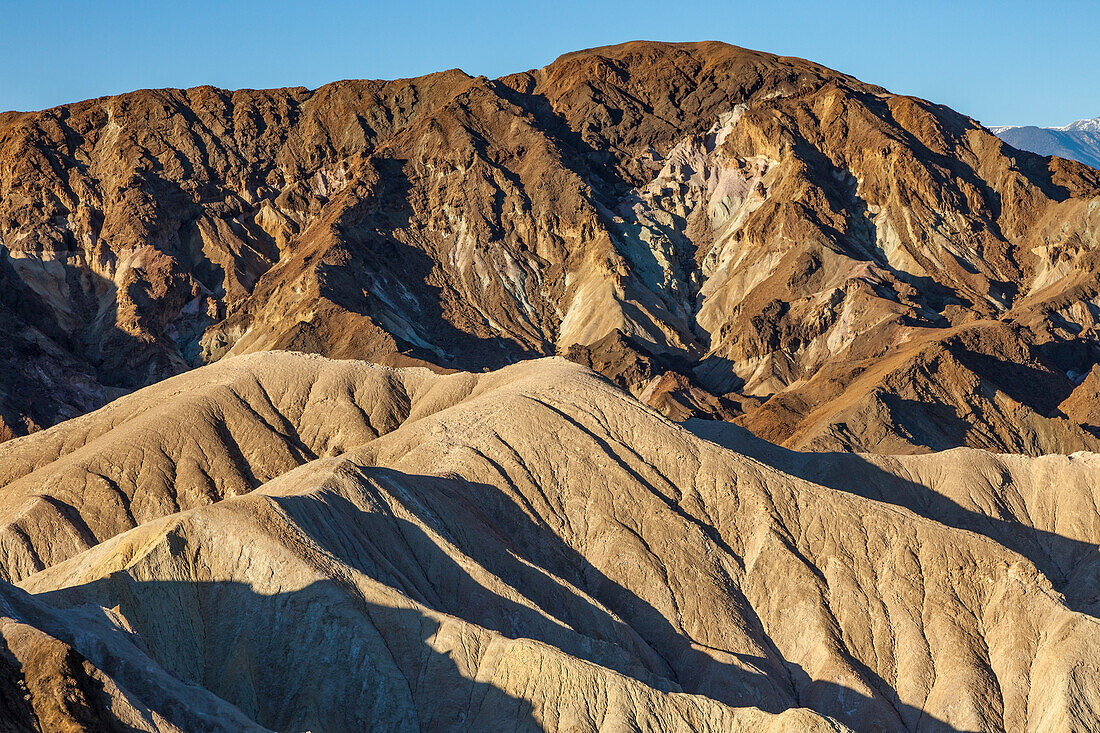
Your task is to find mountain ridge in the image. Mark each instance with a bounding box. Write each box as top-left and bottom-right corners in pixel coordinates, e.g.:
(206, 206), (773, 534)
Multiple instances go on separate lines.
(2, 40), (1100, 456)
(4, 39), (1100, 733)
(4, 350), (1100, 730)
(993, 115), (1100, 169)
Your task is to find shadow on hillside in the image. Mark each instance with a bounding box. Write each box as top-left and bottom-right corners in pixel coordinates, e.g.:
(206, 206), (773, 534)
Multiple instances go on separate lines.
(0, 635), (41, 732)
(951, 348), (1076, 419)
(0, 249), (125, 435)
(37, 574), (538, 732)
(687, 419), (1100, 617)
(35, 463), (972, 731)
(318, 155), (548, 372)
(0, 627), (125, 733)
(877, 395), (974, 450)
(492, 81), (632, 195)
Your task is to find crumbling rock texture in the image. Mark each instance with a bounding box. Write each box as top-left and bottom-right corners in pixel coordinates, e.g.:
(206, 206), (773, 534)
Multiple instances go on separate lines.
(3, 41), (1100, 453)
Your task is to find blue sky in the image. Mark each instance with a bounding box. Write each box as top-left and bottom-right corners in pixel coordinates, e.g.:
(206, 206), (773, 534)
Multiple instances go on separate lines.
(1, 0), (1096, 127)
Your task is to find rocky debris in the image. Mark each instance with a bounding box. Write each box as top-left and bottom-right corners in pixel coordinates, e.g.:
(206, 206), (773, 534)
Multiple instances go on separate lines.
(0, 576), (267, 732)
(743, 320), (1100, 454)
(563, 329), (740, 420)
(0, 352), (1098, 730)
(1061, 362), (1100, 435)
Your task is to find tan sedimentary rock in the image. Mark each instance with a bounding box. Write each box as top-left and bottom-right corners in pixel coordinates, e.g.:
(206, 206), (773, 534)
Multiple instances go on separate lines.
(1, 352), (1099, 730)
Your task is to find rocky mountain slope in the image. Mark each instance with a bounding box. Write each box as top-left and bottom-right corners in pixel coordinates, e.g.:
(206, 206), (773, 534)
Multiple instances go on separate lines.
(993, 117), (1100, 170)
(3, 41), (1100, 453)
(3, 352), (1100, 731)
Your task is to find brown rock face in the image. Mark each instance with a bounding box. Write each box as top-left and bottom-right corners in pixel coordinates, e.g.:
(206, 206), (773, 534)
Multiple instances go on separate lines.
(2, 40), (1100, 452)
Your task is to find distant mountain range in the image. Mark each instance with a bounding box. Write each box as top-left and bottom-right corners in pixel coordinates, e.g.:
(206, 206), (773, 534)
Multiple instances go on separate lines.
(992, 116), (1100, 169)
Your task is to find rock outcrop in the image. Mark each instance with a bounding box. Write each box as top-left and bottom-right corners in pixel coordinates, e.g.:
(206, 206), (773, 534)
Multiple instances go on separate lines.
(3, 42), (1100, 453)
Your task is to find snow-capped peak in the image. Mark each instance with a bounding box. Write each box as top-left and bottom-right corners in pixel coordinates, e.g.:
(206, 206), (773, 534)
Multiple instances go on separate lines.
(1058, 116), (1100, 133)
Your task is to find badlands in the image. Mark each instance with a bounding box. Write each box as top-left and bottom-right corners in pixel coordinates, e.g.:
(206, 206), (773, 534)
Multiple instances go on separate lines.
(2, 41), (1100, 731)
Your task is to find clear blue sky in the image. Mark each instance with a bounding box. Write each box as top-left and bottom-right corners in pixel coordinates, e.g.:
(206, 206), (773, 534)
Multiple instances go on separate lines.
(1, 0), (1096, 127)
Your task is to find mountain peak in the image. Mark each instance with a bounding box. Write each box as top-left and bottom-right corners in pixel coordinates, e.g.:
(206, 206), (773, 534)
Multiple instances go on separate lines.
(1059, 115), (1100, 132)
(992, 115), (1100, 168)
(1, 42), (1099, 457)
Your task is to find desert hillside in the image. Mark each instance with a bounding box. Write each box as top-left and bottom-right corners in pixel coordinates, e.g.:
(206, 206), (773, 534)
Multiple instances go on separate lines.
(0, 351), (1099, 731)
(3, 40), (1100, 732)
(3, 41), (1100, 453)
